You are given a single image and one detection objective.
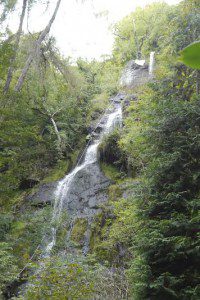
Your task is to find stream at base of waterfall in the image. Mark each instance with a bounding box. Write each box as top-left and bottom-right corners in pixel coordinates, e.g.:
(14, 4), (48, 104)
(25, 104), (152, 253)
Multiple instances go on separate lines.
(44, 101), (122, 257)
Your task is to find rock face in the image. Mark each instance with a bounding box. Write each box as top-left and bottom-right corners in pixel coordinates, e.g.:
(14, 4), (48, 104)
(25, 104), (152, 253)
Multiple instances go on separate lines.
(27, 182), (57, 206)
(120, 60), (149, 88)
(27, 105), (122, 218)
(27, 98), (123, 256)
(27, 162), (111, 216)
(64, 162), (111, 217)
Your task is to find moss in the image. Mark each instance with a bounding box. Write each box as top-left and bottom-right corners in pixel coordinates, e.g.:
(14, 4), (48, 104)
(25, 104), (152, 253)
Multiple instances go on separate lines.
(71, 218), (88, 246)
(108, 184), (123, 202)
(89, 178), (135, 265)
(42, 160), (70, 183)
(89, 210), (119, 265)
(43, 133), (87, 184)
(100, 162), (122, 182)
(89, 213), (103, 251)
(90, 93), (109, 120)
(10, 221), (26, 238)
(94, 240), (119, 264)
(53, 212), (70, 251)
(99, 129), (128, 174)
(0, 190), (27, 212)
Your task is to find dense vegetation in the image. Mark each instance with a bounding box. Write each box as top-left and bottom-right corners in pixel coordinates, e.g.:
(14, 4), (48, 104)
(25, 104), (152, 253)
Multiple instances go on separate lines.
(0, 0), (199, 299)
(102, 0), (200, 299)
(0, 1), (121, 297)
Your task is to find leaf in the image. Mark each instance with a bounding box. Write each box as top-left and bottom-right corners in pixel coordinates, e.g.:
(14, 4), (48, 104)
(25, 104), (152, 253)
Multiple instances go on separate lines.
(180, 41), (200, 69)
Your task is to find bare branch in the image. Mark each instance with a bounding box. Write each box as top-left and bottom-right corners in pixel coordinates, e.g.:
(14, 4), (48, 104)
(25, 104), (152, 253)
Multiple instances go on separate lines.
(3, 0), (28, 93)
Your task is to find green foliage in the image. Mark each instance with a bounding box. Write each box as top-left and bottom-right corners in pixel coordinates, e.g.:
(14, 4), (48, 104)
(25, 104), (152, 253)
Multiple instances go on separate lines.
(1, 0), (200, 298)
(23, 256), (94, 299)
(0, 242), (18, 294)
(100, 163), (122, 182)
(77, 57), (121, 97)
(113, 0), (200, 73)
(113, 2), (175, 64)
(180, 41), (200, 69)
(99, 129), (128, 178)
(0, 0), (17, 22)
(119, 78), (200, 299)
(0, 39), (93, 197)
(71, 218), (88, 246)
(42, 160), (70, 183)
(19, 255), (129, 300)
(90, 92), (109, 120)
(107, 2), (200, 299)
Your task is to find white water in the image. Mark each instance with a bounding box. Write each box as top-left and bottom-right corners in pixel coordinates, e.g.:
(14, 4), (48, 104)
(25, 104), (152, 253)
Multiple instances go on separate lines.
(135, 59), (145, 66)
(45, 105), (122, 255)
(149, 51), (155, 75)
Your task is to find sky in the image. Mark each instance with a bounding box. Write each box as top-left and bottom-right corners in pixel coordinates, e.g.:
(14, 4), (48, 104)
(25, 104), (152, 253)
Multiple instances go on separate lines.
(8, 0), (181, 61)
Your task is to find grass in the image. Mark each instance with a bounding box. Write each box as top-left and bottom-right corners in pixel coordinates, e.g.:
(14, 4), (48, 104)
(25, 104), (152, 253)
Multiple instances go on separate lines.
(100, 162), (124, 182)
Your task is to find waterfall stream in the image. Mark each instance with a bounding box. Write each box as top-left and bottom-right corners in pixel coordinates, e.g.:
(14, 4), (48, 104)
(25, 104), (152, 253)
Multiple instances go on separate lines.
(45, 104), (122, 255)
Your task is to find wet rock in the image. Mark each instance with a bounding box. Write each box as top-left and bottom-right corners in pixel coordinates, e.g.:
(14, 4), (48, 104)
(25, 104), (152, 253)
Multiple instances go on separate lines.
(26, 182), (57, 206)
(64, 162), (111, 217)
(94, 124), (104, 134)
(123, 94), (138, 107)
(110, 92), (126, 103)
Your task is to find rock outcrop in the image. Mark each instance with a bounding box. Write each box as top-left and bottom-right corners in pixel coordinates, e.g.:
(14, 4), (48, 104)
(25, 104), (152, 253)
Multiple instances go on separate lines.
(120, 60), (149, 88)
(27, 182), (57, 206)
(63, 162), (111, 218)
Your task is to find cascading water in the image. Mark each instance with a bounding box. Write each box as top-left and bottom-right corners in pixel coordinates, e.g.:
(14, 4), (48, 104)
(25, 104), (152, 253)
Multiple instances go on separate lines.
(44, 103), (122, 255)
(149, 51), (155, 75)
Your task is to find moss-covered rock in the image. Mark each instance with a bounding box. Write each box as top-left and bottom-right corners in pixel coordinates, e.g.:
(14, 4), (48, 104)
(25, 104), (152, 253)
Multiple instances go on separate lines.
(42, 160), (70, 184)
(108, 184), (123, 201)
(71, 218), (88, 247)
(100, 162), (122, 182)
(98, 129), (130, 182)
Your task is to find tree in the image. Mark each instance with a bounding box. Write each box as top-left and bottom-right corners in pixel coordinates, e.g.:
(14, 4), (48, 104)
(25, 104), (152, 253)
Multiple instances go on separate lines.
(0, 243), (18, 294)
(113, 3), (175, 64)
(15, 0), (62, 91)
(3, 0), (28, 93)
(0, 0), (17, 23)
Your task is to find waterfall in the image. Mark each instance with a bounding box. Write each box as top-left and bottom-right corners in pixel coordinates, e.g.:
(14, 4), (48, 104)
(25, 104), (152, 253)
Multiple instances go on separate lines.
(149, 51), (155, 75)
(44, 104), (122, 255)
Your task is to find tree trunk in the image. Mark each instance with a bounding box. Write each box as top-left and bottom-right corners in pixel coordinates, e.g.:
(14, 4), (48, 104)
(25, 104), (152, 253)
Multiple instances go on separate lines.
(15, 0), (62, 92)
(133, 19), (141, 60)
(50, 116), (62, 145)
(3, 0), (28, 93)
(49, 50), (76, 88)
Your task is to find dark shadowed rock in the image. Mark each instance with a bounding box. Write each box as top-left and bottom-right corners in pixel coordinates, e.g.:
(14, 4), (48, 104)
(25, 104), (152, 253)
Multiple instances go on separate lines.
(110, 92), (126, 104)
(122, 94), (138, 118)
(123, 94), (138, 107)
(19, 178), (39, 190)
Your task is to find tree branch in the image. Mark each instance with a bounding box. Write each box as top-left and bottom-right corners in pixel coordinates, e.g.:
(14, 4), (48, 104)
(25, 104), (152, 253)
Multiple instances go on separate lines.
(15, 0), (62, 92)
